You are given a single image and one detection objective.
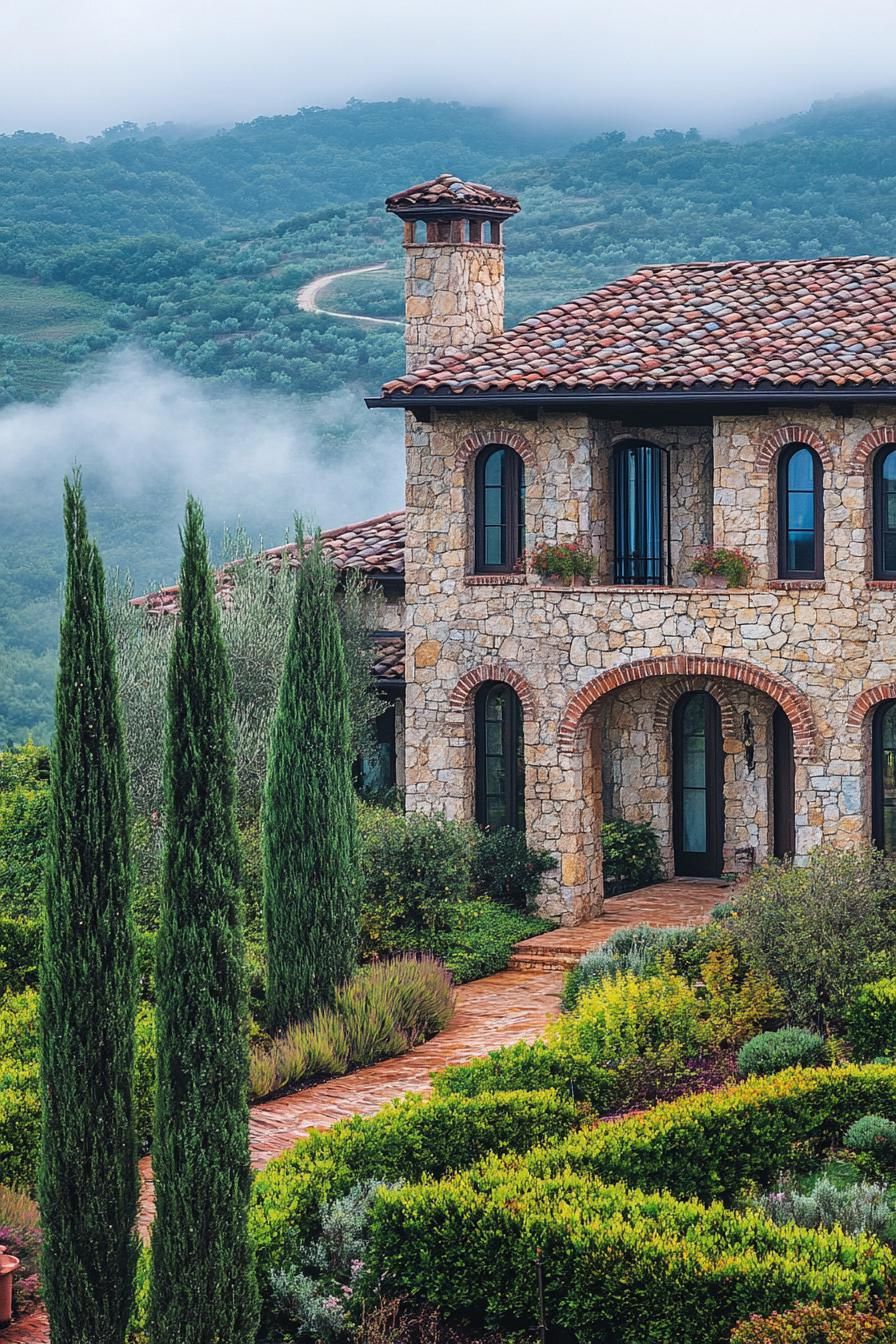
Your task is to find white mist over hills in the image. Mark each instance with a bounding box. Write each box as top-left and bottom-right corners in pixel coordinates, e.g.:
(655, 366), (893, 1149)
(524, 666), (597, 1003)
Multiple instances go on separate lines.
(0, 350), (405, 582)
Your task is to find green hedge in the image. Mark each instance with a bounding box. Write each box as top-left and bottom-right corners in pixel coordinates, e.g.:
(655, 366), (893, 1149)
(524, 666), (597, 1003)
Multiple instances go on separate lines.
(432, 1039), (618, 1109)
(522, 1064), (896, 1204)
(248, 1089), (581, 1275)
(369, 1160), (894, 1344)
(0, 1059), (39, 1190)
(847, 978), (896, 1061)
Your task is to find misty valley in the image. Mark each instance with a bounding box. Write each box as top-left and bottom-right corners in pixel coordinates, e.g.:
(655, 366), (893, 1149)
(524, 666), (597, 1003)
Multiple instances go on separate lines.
(3, 90), (896, 742)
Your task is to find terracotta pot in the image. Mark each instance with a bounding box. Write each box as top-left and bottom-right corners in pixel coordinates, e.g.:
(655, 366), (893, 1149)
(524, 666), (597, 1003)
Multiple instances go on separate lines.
(0, 1247), (20, 1329)
(696, 572), (728, 590)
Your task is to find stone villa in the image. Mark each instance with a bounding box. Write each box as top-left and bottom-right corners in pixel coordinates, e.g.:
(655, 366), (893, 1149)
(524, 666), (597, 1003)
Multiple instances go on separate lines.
(144, 173), (896, 924)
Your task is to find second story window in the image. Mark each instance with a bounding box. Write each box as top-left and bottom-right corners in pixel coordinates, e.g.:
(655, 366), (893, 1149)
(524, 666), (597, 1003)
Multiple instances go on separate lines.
(613, 440), (670, 585)
(874, 445), (896, 579)
(778, 444), (823, 579)
(474, 445), (525, 573)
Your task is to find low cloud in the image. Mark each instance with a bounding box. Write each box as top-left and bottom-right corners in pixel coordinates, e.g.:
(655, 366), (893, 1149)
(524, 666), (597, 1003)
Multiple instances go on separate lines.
(0, 349), (405, 585)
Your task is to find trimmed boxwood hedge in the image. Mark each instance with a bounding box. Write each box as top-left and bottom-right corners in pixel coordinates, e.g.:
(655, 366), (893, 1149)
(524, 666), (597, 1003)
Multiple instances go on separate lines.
(522, 1064), (896, 1204)
(248, 1088), (581, 1274)
(369, 1160), (895, 1344)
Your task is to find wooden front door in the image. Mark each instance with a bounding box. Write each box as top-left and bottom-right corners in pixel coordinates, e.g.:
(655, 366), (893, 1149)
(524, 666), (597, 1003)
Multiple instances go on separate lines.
(772, 706), (796, 860)
(672, 691), (724, 878)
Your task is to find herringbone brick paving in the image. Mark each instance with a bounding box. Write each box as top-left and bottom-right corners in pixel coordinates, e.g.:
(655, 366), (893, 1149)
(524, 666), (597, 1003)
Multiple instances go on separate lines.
(4, 879), (723, 1341)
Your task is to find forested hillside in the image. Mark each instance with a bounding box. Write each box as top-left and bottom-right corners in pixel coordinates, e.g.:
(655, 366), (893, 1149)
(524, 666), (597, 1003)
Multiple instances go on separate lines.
(3, 91), (896, 744)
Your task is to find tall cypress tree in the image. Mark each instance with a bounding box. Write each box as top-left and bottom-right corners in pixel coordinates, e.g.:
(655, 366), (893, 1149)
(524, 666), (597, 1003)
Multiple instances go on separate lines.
(39, 473), (138, 1344)
(149, 497), (258, 1344)
(263, 532), (358, 1030)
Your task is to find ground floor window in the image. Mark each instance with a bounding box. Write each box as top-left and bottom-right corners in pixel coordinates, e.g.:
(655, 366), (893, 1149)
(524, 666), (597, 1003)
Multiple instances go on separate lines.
(356, 700), (397, 798)
(873, 701), (896, 854)
(672, 690), (724, 878)
(475, 682), (524, 830)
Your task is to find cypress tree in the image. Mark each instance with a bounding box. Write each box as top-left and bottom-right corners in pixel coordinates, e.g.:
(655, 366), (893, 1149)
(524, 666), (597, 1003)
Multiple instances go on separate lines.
(263, 532), (358, 1030)
(149, 497), (258, 1344)
(39, 473), (138, 1344)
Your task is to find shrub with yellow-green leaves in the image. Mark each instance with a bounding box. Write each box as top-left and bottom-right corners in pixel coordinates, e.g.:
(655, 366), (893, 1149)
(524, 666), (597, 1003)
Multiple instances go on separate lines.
(248, 1089), (581, 1276)
(368, 1158), (895, 1344)
(522, 1064), (896, 1204)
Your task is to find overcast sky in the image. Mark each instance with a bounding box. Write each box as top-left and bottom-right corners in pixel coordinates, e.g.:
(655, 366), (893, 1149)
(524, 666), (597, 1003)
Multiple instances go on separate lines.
(3, 0), (895, 141)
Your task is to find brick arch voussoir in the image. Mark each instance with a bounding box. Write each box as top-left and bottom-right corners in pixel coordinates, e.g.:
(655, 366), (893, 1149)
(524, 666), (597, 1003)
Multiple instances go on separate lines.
(559, 655), (816, 758)
(852, 428), (896, 473)
(652, 677), (738, 742)
(756, 424), (832, 472)
(455, 428), (536, 474)
(848, 683), (896, 729)
(448, 663), (538, 721)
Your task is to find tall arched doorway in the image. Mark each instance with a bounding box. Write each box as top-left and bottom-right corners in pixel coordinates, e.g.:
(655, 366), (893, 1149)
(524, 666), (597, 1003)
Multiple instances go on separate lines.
(772, 706), (796, 860)
(672, 691), (724, 877)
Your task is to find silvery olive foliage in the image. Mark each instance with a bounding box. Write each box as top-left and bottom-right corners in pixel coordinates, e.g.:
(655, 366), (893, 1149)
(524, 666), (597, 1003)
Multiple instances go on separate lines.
(110, 524), (383, 824)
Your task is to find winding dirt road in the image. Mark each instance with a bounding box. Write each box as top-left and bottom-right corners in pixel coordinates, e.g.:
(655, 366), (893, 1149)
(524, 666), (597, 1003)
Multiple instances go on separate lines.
(296, 261), (401, 326)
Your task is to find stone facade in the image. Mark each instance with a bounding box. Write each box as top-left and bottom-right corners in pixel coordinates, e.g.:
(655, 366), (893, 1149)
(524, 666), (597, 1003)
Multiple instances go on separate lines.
(399, 399), (896, 923)
(378, 180), (896, 924)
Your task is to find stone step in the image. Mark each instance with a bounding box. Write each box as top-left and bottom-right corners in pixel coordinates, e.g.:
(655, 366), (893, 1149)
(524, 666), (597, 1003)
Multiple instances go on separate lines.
(507, 954), (578, 972)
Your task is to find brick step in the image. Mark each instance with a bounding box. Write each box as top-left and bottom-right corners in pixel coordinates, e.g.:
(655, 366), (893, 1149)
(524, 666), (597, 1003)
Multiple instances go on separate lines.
(507, 954), (578, 972)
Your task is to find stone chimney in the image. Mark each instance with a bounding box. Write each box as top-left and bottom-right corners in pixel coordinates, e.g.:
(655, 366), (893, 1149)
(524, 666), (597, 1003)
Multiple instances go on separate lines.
(385, 173), (521, 372)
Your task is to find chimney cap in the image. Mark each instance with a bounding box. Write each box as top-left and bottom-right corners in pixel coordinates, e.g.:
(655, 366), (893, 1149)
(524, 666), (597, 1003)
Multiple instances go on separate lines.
(385, 172), (520, 221)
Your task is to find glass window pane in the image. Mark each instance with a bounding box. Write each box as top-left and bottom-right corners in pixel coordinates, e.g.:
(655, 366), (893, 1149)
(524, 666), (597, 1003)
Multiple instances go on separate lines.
(787, 533), (815, 573)
(788, 492), (815, 532)
(485, 721), (503, 756)
(484, 526), (503, 567)
(788, 448), (815, 490)
(484, 485), (502, 526)
(484, 448), (504, 486)
(682, 789), (708, 852)
(885, 534), (896, 573)
(487, 796), (508, 830)
(883, 705), (896, 753)
(882, 449), (896, 482)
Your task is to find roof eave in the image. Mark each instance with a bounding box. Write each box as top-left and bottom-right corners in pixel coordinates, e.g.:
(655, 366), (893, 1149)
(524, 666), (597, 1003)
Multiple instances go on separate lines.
(366, 385), (896, 412)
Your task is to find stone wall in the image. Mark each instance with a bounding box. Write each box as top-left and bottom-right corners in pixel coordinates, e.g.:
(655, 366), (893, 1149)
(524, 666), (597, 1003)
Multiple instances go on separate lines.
(401, 403), (896, 923)
(403, 244), (505, 372)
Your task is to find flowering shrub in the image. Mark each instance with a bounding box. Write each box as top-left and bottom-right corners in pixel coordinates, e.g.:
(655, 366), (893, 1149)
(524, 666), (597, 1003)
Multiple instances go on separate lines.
(756, 1173), (893, 1239)
(730, 1298), (896, 1343)
(691, 546), (753, 587)
(526, 539), (595, 583)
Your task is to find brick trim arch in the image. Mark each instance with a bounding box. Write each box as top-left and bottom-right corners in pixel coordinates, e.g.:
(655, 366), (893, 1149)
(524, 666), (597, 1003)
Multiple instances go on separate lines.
(847, 683), (896, 728)
(852, 428), (896, 472)
(449, 663), (537, 720)
(652, 678), (738, 742)
(455, 428), (536, 473)
(559, 655), (815, 756)
(756, 424), (832, 471)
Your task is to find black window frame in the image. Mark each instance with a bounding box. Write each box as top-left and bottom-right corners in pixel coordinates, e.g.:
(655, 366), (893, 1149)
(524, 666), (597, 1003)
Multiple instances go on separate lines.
(777, 443), (824, 580)
(612, 440), (672, 585)
(872, 700), (896, 853)
(474, 444), (525, 574)
(474, 681), (524, 830)
(873, 445), (896, 580)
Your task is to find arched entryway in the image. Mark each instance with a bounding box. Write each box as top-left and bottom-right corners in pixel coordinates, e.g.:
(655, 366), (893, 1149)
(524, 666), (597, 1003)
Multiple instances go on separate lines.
(672, 691), (724, 877)
(772, 706), (796, 859)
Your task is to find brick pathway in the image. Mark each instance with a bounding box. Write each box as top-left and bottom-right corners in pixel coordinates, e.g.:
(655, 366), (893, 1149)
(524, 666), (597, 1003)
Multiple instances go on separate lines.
(4, 879), (723, 1341)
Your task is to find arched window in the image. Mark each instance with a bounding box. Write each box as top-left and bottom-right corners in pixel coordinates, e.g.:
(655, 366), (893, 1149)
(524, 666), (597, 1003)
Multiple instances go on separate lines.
(872, 701), (896, 853)
(613, 440), (670, 584)
(474, 445), (525, 574)
(474, 682), (524, 829)
(778, 444), (823, 579)
(873, 446), (896, 579)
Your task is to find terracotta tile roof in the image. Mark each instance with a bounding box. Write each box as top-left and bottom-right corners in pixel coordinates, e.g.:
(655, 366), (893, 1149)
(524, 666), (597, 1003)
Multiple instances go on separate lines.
(380, 257), (896, 399)
(371, 633), (405, 683)
(135, 510), (406, 616)
(385, 173), (520, 216)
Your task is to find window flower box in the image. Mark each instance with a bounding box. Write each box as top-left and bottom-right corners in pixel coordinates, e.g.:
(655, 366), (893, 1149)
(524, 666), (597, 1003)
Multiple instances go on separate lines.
(525, 540), (595, 587)
(691, 546), (753, 590)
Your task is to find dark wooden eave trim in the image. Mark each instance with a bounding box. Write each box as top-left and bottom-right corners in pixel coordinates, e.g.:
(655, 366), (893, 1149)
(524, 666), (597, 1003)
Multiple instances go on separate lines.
(366, 386), (896, 419)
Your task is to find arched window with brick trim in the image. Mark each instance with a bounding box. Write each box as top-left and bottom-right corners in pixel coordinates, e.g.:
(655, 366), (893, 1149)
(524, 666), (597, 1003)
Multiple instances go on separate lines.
(873, 701), (896, 854)
(474, 444), (525, 574)
(777, 443), (823, 579)
(873, 445), (896, 579)
(474, 682), (524, 830)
